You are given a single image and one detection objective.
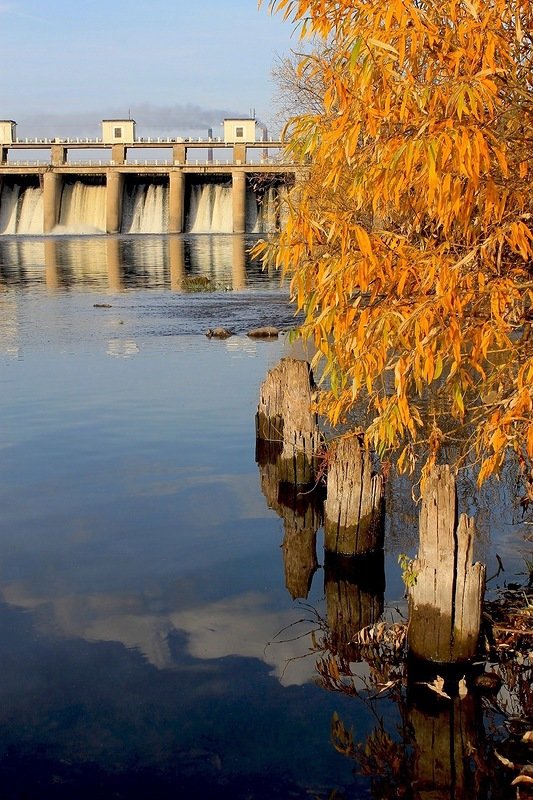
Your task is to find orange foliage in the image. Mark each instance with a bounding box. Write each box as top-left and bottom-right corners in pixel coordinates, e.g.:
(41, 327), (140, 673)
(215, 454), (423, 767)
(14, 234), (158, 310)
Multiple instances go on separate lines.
(258, 0), (533, 482)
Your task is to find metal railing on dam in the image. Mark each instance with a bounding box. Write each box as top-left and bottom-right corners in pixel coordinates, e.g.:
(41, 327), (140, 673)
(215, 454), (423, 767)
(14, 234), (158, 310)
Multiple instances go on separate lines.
(0, 138), (291, 167)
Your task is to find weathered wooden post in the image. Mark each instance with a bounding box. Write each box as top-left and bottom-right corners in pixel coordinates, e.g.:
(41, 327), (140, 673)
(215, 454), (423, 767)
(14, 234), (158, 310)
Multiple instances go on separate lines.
(256, 357), (321, 486)
(408, 465), (486, 663)
(324, 436), (384, 556)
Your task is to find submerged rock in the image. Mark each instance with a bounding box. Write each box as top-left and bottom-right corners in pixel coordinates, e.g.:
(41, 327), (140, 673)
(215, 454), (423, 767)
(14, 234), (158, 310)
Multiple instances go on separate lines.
(206, 327), (234, 339)
(247, 326), (280, 338)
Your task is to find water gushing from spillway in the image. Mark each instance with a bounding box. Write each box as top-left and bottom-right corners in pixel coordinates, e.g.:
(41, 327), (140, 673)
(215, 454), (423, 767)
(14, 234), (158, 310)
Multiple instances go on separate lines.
(0, 178), (290, 236)
(0, 184), (44, 235)
(122, 183), (168, 234)
(187, 183), (233, 233)
(56, 181), (106, 234)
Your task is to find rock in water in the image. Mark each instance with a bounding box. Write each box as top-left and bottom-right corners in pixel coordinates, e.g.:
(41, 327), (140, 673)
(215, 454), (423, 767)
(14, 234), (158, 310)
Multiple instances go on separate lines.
(206, 327), (234, 339)
(247, 326), (279, 338)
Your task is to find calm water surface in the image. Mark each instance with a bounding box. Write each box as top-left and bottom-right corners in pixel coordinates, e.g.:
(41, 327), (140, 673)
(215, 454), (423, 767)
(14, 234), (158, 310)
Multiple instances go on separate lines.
(0, 235), (528, 799)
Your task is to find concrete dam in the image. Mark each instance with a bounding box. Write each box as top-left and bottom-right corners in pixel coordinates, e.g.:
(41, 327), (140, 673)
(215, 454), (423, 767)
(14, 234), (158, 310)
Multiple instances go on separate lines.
(0, 117), (297, 235)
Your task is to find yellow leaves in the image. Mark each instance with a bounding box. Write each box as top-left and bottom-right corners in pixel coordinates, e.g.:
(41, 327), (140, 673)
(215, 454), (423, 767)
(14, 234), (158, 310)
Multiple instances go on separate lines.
(353, 225), (373, 258)
(477, 453), (502, 485)
(506, 222), (533, 261)
(427, 142), (438, 196)
(367, 38), (400, 57)
(423, 350), (435, 384)
(518, 360), (533, 392)
(493, 145), (509, 178)
(462, 0), (480, 21)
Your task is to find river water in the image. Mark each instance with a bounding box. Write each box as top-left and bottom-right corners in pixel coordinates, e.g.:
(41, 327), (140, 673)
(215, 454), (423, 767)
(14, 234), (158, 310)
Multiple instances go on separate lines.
(0, 234), (529, 799)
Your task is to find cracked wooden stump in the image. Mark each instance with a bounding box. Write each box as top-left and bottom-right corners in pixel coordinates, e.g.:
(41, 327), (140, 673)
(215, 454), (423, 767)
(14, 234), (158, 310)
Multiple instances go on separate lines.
(408, 465), (486, 663)
(256, 357), (321, 487)
(324, 436), (384, 556)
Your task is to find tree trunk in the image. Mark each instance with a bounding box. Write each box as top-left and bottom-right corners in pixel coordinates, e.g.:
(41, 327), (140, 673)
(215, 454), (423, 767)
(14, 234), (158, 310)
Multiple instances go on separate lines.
(324, 436), (384, 556)
(408, 465), (485, 663)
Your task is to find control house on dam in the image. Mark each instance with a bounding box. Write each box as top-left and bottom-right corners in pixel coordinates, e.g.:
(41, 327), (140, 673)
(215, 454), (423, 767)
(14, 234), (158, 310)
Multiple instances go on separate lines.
(0, 118), (297, 235)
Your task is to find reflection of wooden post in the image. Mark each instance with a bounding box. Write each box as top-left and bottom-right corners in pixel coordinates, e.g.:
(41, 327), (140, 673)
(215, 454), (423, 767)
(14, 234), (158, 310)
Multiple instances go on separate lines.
(279, 484), (320, 600)
(408, 692), (482, 800)
(256, 447), (320, 600)
(324, 437), (384, 556)
(256, 358), (320, 486)
(409, 466), (485, 663)
(324, 552), (385, 659)
(281, 522), (318, 600)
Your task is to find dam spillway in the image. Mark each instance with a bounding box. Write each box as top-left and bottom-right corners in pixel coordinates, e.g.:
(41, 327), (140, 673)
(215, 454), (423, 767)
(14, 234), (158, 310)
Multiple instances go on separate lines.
(0, 174), (291, 235)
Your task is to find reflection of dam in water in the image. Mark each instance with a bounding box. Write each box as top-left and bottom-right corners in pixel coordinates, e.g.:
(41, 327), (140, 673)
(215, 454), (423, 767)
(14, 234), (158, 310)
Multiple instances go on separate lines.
(0, 176), (289, 235)
(0, 234), (283, 292)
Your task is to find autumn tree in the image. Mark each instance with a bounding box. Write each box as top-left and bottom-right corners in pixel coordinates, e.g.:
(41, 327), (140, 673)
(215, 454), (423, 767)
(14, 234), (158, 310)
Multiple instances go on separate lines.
(258, 0), (533, 486)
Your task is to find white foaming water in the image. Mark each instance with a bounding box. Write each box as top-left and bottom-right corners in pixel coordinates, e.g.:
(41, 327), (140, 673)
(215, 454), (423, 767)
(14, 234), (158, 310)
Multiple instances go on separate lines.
(188, 183), (233, 233)
(0, 184), (44, 235)
(0, 179), (290, 236)
(251, 186), (289, 234)
(57, 181), (106, 234)
(122, 183), (168, 234)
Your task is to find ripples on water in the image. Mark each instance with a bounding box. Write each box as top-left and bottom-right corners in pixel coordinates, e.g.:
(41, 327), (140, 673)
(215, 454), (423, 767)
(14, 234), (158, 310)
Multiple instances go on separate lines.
(0, 235), (529, 799)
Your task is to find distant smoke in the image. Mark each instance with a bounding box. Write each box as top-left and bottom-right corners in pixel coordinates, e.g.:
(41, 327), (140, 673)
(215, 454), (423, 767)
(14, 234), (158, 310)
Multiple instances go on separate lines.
(14, 103), (246, 139)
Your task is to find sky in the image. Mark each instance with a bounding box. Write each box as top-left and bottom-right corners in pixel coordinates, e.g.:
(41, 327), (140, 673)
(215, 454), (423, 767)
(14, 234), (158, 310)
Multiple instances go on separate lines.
(0, 0), (297, 139)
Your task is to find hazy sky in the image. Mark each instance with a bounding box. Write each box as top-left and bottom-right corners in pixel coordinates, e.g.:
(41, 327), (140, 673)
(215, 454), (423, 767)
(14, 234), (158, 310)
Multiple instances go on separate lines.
(1, 0), (296, 138)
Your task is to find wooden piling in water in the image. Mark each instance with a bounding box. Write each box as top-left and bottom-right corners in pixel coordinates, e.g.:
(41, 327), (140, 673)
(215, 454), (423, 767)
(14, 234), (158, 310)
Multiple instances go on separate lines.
(324, 436), (384, 556)
(256, 358), (321, 486)
(408, 465), (486, 663)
